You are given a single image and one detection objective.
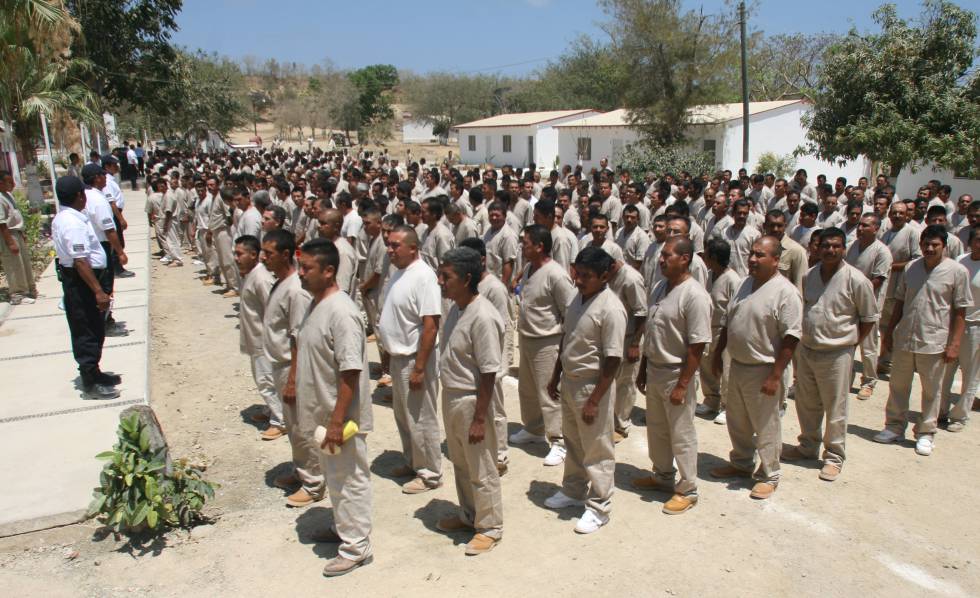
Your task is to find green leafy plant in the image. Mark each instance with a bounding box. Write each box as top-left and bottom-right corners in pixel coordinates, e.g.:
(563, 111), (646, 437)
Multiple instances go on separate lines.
(755, 152), (797, 179)
(616, 142), (715, 177)
(87, 414), (216, 534)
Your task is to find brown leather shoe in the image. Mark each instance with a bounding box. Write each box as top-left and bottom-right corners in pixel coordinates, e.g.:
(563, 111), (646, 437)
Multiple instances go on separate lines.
(465, 533), (499, 556)
(818, 463), (841, 482)
(857, 384), (875, 400)
(631, 476), (675, 493)
(496, 462), (508, 476)
(261, 426), (285, 441)
(613, 431), (626, 444)
(202, 277), (216, 286)
(402, 477), (440, 494)
(436, 516), (474, 533)
(662, 493), (698, 515)
(274, 471), (299, 490)
(222, 289), (239, 298)
(390, 464), (415, 478)
(780, 445), (816, 462)
(749, 482), (777, 499)
(286, 488), (321, 507)
(310, 527), (341, 543)
(322, 555), (372, 577)
(709, 464), (752, 479)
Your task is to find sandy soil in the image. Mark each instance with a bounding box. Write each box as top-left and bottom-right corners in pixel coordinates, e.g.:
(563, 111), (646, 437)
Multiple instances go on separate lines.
(1, 256), (980, 597)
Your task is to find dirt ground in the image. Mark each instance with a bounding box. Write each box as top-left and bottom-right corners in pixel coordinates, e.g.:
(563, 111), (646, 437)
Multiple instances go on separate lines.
(2, 256), (980, 597)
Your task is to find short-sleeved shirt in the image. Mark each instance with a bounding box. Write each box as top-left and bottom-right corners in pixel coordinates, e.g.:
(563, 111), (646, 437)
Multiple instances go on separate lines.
(778, 235), (808, 292)
(958, 253), (980, 323)
(440, 296), (505, 392)
(722, 224), (761, 277)
(361, 234), (385, 296)
(615, 226), (651, 265)
(52, 207), (107, 268)
(420, 222), (454, 271)
(195, 194), (212, 229)
(334, 237), (358, 296)
(644, 277), (712, 366)
(0, 191), (24, 231)
(453, 217), (480, 246)
(577, 237), (625, 263)
(240, 263), (275, 355)
(83, 188), (116, 242)
(208, 194), (231, 230)
(801, 262), (878, 351)
(479, 273), (514, 342)
(262, 272), (312, 364)
(845, 239), (892, 306)
(483, 225), (519, 281)
(608, 263), (648, 342)
(882, 224), (921, 298)
(709, 268), (742, 329)
(518, 260), (575, 338)
(551, 225), (578, 270)
(649, 251), (711, 294)
(893, 257), (972, 354)
(560, 287), (627, 379)
(641, 240), (665, 290)
(295, 291), (373, 432)
(237, 206), (262, 239)
(103, 174), (124, 211)
(601, 196), (623, 225)
(378, 258), (442, 356)
(725, 274), (803, 365)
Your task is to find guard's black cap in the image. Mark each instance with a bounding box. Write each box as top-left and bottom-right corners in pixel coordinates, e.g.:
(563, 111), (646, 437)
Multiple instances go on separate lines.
(101, 154), (119, 166)
(55, 175), (85, 205)
(80, 163), (106, 182)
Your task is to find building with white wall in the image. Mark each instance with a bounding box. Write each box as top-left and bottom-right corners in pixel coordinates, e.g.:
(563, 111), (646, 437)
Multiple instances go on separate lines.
(401, 114), (438, 144)
(893, 162), (980, 202)
(552, 109), (640, 172)
(454, 110), (599, 168)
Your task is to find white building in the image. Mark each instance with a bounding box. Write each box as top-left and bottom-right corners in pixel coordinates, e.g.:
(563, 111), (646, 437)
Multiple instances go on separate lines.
(553, 109), (640, 172)
(401, 113), (438, 144)
(454, 109), (599, 168)
(893, 162), (980, 203)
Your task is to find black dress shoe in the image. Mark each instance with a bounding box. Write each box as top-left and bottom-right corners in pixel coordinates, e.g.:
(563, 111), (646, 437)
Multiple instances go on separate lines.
(116, 269), (136, 278)
(95, 371), (122, 385)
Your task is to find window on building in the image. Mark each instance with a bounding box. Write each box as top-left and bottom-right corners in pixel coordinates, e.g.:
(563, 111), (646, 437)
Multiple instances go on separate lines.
(502, 135), (512, 153)
(467, 135), (476, 152)
(702, 139), (717, 164)
(577, 137), (592, 161)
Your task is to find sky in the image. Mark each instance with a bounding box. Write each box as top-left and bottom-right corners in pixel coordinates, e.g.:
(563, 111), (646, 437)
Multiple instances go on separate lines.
(171, 0), (970, 76)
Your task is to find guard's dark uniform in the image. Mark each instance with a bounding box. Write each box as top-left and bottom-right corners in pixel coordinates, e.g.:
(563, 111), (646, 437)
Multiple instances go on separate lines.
(53, 177), (108, 388)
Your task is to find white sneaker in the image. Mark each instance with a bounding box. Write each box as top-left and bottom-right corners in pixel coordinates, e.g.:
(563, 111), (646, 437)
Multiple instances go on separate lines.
(508, 428), (547, 445)
(160, 256), (172, 264)
(543, 442), (566, 466)
(713, 410), (727, 425)
(574, 508), (609, 534)
(873, 429), (903, 444)
(695, 403), (716, 416)
(915, 435), (934, 456)
(18, 296), (36, 305)
(544, 490), (584, 510)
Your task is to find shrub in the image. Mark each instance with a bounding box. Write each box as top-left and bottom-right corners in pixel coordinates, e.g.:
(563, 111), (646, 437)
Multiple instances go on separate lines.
(755, 152), (797, 179)
(87, 413), (216, 534)
(616, 142), (715, 178)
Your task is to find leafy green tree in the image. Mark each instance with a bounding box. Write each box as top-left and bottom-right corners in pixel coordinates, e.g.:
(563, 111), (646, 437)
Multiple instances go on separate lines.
(599, 0), (742, 146)
(402, 72), (497, 136)
(748, 33), (840, 101)
(64, 0), (182, 113)
(803, 1), (980, 177)
(347, 64), (399, 138)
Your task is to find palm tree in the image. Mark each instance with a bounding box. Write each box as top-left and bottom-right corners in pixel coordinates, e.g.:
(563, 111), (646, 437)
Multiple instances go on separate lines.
(0, 0), (100, 194)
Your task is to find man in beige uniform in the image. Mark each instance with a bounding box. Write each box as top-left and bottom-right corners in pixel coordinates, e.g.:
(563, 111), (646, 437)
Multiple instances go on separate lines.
(876, 225), (970, 456)
(358, 209), (384, 334)
(434, 247), (505, 556)
(460, 237), (514, 473)
(608, 258), (647, 442)
(879, 202), (922, 372)
(532, 199), (577, 271)
(845, 213), (892, 399)
(782, 227), (877, 482)
(295, 239), (373, 578)
(316, 208), (357, 296)
(941, 223), (980, 432)
(512, 225), (577, 466)
(634, 236), (712, 514)
(0, 171), (37, 304)
(420, 197), (455, 271)
(377, 226), (443, 493)
(763, 209), (807, 292)
(260, 229), (321, 507)
(615, 204), (651, 270)
(696, 239), (742, 424)
(722, 200), (762, 277)
(208, 185), (240, 296)
(544, 247), (626, 534)
(234, 234), (281, 440)
(711, 236), (802, 500)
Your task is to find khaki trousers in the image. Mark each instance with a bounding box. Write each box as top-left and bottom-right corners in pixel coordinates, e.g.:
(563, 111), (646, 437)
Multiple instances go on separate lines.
(614, 356), (640, 434)
(250, 351), (283, 427)
(725, 361), (782, 484)
(390, 353), (442, 484)
(165, 221), (183, 262)
(644, 364), (698, 496)
(561, 375), (615, 516)
(0, 231), (35, 299)
(442, 390), (503, 538)
(878, 299), (895, 364)
(195, 229), (217, 276)
(795, 345), (854, 466)
(518, 334), (563, 440)
(858, 321), (880, 384)
(318, 434), (372, 562)
(271, 361), (324, 496)
(942, 323), (980, 423)
(492, 378), (508, 464)
(699, 327), (730, 411)
(886, 350), (947, 437)
(212, 227), (240, 289)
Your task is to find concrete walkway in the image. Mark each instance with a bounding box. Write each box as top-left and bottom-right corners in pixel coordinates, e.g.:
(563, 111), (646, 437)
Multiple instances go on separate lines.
(0, 188), (150, 536)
